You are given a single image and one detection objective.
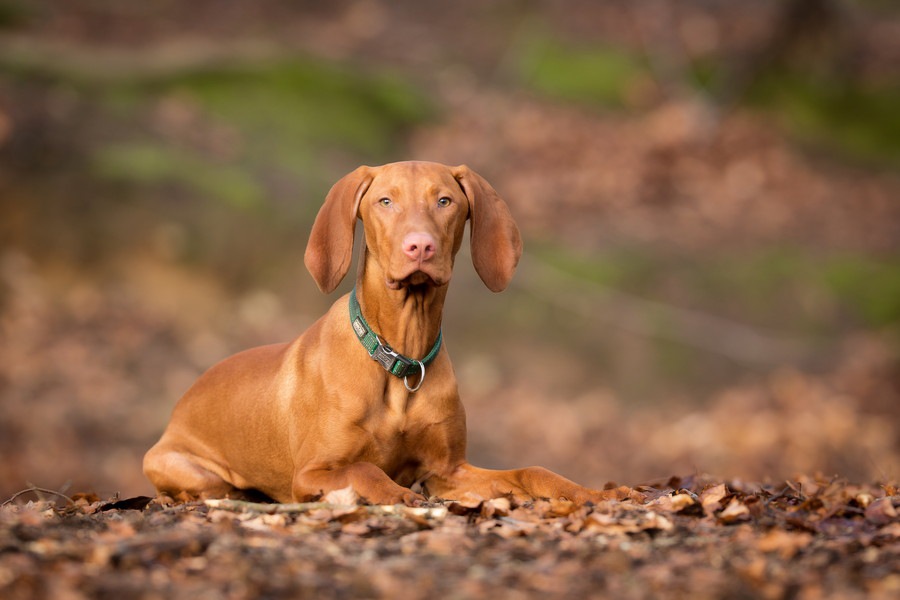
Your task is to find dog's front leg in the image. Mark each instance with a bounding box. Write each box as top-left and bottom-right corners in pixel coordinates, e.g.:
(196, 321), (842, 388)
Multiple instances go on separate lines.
(428, 463), (612, 504)
(292, 462), (425, 505)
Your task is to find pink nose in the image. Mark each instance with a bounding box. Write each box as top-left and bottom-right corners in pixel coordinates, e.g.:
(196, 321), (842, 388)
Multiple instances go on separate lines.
(402, 232), (436, 262)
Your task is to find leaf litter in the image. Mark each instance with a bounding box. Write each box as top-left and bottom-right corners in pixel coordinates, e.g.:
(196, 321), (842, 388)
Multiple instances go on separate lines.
(2, 476), (898, 599)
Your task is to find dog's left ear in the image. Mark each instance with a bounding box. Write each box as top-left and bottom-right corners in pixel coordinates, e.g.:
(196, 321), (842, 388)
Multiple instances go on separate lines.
(453, 165), (522, 292)
(305, 166), (375, 293)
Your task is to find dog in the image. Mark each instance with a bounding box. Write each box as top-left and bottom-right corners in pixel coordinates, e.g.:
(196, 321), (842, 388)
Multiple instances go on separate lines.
(144, 161), (606, 505)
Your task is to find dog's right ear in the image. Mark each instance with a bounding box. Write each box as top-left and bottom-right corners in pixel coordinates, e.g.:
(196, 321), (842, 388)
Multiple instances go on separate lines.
(304, 166), (375, 293)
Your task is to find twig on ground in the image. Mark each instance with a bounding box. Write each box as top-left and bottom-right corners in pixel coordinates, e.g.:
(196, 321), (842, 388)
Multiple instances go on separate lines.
(2, 486), (75, 507)
(203, 498), (449, 519)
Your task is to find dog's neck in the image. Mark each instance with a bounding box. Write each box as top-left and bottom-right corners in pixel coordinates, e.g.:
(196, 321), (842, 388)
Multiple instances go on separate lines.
(356, 261), (446, 362)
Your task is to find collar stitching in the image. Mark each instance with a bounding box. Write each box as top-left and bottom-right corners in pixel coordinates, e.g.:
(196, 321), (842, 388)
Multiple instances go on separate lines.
(349, 287), (442, 380)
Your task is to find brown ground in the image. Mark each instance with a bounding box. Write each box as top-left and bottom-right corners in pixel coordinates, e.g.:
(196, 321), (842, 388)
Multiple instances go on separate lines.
(2, 477), (899, 599)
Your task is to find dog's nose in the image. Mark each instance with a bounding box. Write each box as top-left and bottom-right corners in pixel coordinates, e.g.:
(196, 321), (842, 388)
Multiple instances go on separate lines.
(402, 232), (436, 262)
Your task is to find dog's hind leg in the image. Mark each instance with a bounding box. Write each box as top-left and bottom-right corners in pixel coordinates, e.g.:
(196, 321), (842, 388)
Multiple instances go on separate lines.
(143, 445), (238, 501)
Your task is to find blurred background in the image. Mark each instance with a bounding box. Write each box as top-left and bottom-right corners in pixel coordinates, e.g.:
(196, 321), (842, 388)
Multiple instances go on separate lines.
(1, 0), (898, 500)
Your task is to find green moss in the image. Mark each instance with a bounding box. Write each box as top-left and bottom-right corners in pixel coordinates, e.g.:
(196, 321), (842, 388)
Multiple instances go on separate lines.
(93, 144), (265, 211)
(823, 255), (900, 327)
(532, 243), (657, 289)
(154, 59), (430, 161)
(533, 244), (900, 332)
(516, 37), (647, 108)
(747, 70), (900, 167)
(85, 57), (431, 212)
(0, 0), (32, 29)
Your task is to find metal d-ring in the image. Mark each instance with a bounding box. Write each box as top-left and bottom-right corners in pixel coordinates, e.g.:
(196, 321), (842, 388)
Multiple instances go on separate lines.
(404, 360), (425, 393)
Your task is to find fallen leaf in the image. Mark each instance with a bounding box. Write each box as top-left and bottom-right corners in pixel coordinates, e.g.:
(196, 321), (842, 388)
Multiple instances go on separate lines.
(613, 486), (647, 503)
(651, 492), (696, 513)
(718, 498), (750, 524)
(877, 522), (900, 538)
(478, 516), (537, 538)
(240, 514), (287, 532)
(206, 509), (238, 524)
(583, 510), (672, 535)
(400, 528), (472, 556)
(854, 493), (874, 509)
(757, 529), (813, 559)
(448, 493), (484, 515)
(341, 521), (371, 536)
(71, 492), (101, 506)
(700, 484), (728, 516)
(481, 497), (511, 518)
(402, 505), (448, 523)
(546, 498), (577, 517)
(323, 486), (360, 507)
(865, 497), (898, 525)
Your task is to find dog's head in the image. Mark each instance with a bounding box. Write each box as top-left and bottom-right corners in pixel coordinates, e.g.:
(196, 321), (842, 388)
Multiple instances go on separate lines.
(304, 161), (522, 294)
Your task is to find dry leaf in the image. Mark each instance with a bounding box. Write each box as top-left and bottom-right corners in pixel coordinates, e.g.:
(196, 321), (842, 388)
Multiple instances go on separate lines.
(546, 498), (578, 517)
(718, 498), (750, 523)
(877, 522), (900, 538)
(865, 497), (898, 525)
(206, 509), (238, 524)
(481, 497), (511, 518)
(701, 484), (728, 516)
(757, 529), (813, 559)
(478, 517), (537, 538)
(402, 505), (448, 523)
(340, 521), (371, 536)
(448, 492), (484, 515)
(854, 493), (875, 509)
(400, 529), (472, 556)
(323, 486), (360, 507)
(651, 493), (696, 513)
(240, 513), (287, 532)
(583, 510), (672, 535)
(613, 486), (646, 503)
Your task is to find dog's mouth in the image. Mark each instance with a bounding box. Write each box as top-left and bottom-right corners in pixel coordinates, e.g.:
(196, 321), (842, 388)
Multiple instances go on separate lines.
(386, 269), (445, 290)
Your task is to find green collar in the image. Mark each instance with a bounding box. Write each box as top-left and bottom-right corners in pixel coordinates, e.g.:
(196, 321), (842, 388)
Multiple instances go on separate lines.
(349, 287), (442, 392)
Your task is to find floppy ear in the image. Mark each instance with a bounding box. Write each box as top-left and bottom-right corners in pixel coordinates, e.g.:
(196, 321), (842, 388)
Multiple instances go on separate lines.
(304, 166), (375, 293)
(453, 165), (522, 292)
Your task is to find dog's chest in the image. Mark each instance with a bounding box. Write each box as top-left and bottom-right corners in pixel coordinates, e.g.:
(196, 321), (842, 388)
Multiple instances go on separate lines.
(374, 388), (418, 438)
(359, 388), (430, 461)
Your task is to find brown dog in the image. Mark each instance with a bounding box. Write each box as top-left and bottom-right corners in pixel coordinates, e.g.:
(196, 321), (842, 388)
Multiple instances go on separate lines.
(144, 161), (605, 505)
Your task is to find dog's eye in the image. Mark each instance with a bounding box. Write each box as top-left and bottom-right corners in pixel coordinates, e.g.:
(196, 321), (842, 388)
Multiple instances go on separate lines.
(379, 198), (392, 207)
(437, 197), (451, 207)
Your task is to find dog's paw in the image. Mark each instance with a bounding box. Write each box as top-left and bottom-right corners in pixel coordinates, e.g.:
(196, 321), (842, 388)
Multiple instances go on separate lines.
(400, 491), (427, 507)
(363, 488), (426, 506)
(570, 486), (646, 505)
(568, 487), (619, 505)
(386, 490), (426, 507)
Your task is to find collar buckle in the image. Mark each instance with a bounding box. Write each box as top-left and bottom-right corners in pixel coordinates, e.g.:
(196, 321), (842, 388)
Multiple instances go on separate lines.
(349, 287), (440, 391)
(372, 343), (416, 378)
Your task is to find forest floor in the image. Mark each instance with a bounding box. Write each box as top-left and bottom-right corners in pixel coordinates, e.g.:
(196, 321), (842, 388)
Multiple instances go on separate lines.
(2, 476), (900, 599)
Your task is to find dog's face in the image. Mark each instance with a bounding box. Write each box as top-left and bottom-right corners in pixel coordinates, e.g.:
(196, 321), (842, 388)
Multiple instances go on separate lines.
(305, 161), (522, 294)
(358, 162), (469, 290)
